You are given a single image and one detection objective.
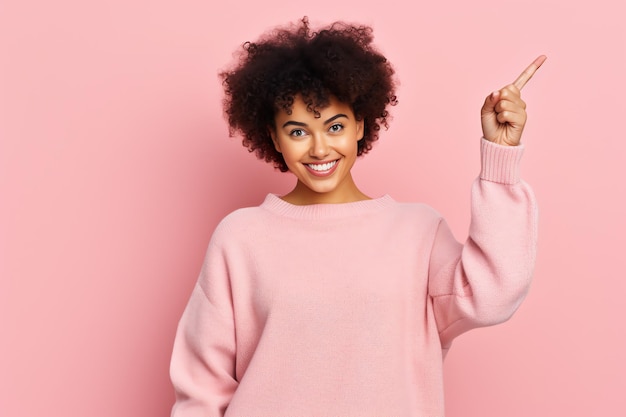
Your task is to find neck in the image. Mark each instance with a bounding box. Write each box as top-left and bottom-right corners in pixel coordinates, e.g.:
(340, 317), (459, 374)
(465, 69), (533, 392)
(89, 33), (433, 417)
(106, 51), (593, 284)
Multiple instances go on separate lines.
(280, 175), (370, 206)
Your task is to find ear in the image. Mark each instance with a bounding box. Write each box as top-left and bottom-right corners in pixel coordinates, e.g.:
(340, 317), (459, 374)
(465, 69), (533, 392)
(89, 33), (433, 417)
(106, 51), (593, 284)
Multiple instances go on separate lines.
(269, 127), (281, 153)
(356, 118), (365, 141)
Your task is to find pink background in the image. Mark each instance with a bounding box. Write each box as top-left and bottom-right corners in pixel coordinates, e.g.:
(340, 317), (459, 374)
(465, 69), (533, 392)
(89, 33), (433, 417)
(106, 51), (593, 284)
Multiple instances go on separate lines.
(2, 0), (625, 416)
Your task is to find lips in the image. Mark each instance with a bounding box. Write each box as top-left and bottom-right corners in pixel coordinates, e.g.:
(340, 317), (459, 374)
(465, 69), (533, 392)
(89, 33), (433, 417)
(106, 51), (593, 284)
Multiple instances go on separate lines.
(304, 159), (339, 177)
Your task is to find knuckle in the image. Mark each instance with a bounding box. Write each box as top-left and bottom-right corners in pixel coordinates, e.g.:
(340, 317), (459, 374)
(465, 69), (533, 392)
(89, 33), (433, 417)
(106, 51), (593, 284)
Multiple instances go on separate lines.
(496, 100), (510, 112)
(504, 84), (520, 97)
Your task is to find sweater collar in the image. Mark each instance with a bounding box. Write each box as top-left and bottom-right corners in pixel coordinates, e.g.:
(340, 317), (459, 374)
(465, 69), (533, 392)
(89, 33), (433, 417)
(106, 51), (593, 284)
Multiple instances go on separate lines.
(260, 193), (396, 220)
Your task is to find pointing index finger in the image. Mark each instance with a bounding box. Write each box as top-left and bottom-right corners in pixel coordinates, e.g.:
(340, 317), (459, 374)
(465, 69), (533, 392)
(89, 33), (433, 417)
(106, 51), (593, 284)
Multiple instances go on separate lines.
(513, 55), (547, 90)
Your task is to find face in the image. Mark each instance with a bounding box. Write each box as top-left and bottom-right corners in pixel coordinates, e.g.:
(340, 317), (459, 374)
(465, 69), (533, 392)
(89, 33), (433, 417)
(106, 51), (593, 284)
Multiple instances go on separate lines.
(270, 95), (365, 205)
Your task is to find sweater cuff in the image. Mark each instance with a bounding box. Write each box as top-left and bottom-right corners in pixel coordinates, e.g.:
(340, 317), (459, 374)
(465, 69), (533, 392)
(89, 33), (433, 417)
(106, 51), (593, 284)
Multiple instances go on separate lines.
(480, 137), (525, 184)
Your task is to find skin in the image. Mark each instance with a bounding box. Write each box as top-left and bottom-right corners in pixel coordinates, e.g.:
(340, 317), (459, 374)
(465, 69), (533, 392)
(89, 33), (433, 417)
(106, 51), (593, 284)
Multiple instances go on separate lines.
(272, 55), (547, 205)
(481, 55), (547, 146)
(270, 95), (366, 205)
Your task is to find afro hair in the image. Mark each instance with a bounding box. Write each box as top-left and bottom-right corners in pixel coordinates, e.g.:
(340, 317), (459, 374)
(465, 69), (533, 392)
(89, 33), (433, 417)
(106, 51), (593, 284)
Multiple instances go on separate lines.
(220, 17), (398, 172)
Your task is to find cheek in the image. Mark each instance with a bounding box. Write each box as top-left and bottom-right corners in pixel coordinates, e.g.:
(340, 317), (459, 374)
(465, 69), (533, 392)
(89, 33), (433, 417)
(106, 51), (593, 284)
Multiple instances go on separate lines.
(278, 144), (303, 165)
(340, 136), (359, 155)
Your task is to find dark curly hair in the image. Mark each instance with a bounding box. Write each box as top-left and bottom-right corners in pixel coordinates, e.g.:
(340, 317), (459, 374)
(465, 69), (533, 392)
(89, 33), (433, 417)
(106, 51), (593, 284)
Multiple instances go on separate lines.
(219, 17), (398, 172)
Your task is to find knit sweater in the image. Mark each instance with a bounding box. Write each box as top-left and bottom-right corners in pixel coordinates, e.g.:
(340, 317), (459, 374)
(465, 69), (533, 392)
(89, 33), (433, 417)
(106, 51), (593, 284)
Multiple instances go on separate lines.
(169, 138), (538, 417)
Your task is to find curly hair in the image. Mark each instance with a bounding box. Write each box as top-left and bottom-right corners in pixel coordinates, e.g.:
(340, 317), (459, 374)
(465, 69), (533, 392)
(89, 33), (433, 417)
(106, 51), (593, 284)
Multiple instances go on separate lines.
(219, 17), (398, 172)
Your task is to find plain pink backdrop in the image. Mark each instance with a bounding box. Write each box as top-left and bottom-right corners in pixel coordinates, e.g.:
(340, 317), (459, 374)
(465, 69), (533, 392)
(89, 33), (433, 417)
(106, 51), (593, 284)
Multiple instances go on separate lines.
(2, 0), (625, 416)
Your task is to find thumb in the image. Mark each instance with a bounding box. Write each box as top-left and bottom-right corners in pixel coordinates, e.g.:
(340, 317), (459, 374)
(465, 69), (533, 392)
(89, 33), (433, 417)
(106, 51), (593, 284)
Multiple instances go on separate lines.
(481, 90), (500, 116)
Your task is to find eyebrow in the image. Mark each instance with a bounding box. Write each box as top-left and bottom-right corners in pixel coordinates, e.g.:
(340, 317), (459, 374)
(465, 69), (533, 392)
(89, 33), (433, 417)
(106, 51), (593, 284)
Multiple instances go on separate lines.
(281, 113), (348, 128)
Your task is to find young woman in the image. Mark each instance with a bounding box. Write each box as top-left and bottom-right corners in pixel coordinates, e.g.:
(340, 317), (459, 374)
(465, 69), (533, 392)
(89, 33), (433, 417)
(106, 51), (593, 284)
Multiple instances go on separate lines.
(169, 17), (545, 416)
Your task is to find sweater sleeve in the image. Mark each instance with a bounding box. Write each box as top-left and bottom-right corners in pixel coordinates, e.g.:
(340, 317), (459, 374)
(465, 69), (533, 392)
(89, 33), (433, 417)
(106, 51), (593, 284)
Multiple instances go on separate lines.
(428, 138), (538, 350)
(170, 239), (238, 417)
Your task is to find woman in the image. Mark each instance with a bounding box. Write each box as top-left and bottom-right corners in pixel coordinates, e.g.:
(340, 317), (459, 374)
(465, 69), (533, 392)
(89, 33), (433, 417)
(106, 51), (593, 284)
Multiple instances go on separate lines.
(170, 17), (544, 416)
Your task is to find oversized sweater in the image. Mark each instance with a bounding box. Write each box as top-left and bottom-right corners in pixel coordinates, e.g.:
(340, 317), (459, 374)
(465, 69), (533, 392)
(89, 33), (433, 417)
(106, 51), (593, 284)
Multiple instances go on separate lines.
(169, 138), (538, 417)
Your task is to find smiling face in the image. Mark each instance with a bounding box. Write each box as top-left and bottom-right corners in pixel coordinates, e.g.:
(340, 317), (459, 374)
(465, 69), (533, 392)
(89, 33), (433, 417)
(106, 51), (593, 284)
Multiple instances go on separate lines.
(270, 95), (368, 205)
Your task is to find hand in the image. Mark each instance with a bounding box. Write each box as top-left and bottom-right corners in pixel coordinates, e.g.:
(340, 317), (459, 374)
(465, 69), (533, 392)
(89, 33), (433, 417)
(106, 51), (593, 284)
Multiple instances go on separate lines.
(481, 55), (547, 146)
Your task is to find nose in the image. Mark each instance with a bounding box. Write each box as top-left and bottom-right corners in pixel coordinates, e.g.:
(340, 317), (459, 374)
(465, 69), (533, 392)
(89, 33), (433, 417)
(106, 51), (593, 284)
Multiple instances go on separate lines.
(309, 133), (330, 159)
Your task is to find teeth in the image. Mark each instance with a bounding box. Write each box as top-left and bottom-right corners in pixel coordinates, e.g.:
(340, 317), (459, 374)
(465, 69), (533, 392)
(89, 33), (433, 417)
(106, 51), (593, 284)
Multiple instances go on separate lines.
(307, 161), (337, 171)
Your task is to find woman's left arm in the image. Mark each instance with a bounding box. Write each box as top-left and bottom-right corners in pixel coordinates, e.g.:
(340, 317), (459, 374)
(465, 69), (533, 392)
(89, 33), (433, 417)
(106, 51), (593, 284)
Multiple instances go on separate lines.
(428, 56), (546, 349)
(429, 139), (538, 349)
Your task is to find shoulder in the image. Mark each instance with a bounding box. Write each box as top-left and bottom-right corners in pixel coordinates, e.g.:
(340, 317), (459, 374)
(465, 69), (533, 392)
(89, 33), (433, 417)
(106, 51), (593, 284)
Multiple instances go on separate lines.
(211, 206), (268, 243)
(388, 200), (443, 223)
(361, 199), (445, 239)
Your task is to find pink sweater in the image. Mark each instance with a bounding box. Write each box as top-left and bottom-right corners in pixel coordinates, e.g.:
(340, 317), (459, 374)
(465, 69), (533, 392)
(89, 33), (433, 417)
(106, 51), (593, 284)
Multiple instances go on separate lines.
(170, 138), (537, 416)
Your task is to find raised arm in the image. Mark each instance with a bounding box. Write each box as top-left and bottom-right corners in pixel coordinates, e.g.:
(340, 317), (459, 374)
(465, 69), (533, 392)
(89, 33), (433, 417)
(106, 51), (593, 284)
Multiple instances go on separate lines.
(429, 56), (545, 350)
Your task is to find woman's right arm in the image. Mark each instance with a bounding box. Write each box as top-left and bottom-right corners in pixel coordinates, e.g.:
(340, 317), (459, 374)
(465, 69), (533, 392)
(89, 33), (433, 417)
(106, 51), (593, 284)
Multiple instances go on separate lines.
(170, 240), (238, 417)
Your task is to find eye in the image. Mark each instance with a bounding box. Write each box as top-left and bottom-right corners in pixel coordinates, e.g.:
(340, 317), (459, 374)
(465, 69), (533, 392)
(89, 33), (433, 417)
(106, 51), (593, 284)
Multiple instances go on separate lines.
(289, 128), (307, 138)
(328, 123), (344, 133)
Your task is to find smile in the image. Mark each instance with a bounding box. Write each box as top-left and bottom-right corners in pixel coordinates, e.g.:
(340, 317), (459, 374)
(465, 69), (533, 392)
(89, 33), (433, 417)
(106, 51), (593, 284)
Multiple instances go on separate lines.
(305, 160), (339, 176)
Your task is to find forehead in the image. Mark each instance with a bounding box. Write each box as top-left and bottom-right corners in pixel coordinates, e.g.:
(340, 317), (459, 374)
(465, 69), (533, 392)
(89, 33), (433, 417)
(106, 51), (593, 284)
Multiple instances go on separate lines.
(275, 95), (353, 122)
